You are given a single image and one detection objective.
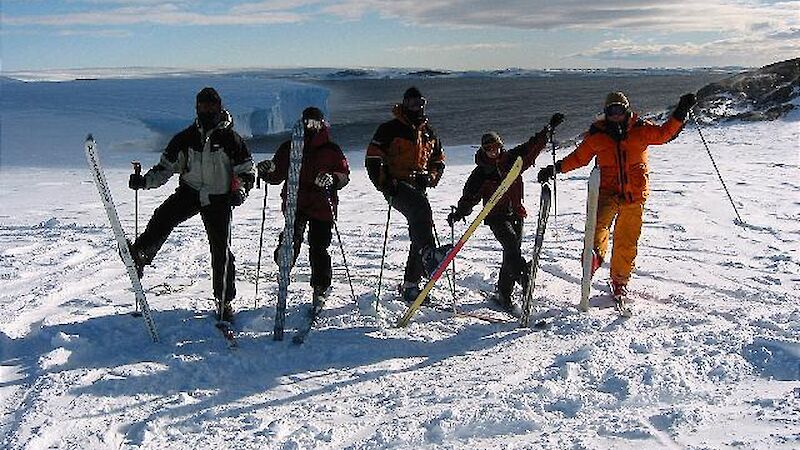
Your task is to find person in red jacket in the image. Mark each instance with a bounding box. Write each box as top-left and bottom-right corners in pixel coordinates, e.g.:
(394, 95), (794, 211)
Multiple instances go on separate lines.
(447, 114), (563, 310)
(538, 92), (696, 298)
(257, 107), (350, 305)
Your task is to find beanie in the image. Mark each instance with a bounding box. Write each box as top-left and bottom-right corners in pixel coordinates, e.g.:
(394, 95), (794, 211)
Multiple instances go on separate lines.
(481, 131), (503, 147)
(196, 87), (222, 105)
(605, 92), (630, 109)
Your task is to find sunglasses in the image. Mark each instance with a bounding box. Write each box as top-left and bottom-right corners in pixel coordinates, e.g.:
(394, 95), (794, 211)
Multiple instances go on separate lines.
(402, 96), (427, 111)
(605, 104), (628, 117)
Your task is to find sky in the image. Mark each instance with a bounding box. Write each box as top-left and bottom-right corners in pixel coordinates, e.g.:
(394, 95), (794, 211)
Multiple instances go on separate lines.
(1, 0), (799, 72)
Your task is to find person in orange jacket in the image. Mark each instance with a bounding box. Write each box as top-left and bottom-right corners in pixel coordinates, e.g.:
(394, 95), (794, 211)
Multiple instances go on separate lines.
(537, 91), (696, 298)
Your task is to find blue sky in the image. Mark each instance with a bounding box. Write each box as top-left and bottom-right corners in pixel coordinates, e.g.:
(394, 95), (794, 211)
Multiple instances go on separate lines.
(2, 0), (798, 71)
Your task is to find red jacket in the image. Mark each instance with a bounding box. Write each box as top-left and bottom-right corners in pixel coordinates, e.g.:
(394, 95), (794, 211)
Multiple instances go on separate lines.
(264, 126), (350, 222)
(454, 130), (547, 219)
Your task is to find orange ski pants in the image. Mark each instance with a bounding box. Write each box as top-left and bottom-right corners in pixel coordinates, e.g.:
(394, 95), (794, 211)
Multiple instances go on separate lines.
(594, 193), (645, 285)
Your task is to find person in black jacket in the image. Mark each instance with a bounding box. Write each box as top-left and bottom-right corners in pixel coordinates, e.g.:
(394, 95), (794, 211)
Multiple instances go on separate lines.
(448, 113), (563, 310)
(127, 87), (255, 322)
(365, 87), (446, 302)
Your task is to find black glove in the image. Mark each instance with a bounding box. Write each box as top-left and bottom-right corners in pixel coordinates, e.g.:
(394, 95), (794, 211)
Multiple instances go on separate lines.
(672, 93), (697, 120)
(549, 113), (565, 129)
(414, 172), (432, 189)
(528, 130), (548, 148)
(229, 188), (247, 207)
(256, 160), (276, 180)
(447, 211), (465, 227)
(537, 165), (557, 184)
(129, 174), (146, 190)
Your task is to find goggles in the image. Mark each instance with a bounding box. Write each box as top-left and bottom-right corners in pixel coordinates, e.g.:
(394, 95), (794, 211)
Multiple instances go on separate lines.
(303, 118), (324, 132)
(604, 104), (628, 117)
(402, 96), (427, 112)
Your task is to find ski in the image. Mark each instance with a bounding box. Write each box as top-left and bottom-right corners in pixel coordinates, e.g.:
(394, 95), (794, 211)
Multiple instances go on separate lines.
(579, 165), (601, 312)
(292, 301), (325, 345)
(274, 120), (304, 341)
(519, 183), (552, 327)
(84, 135), (159, 342)
(215, 321), (238, 348)
(397, 157), (524, 327)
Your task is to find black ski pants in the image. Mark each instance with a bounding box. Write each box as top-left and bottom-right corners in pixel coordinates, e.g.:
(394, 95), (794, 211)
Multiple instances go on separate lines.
(134, 185), (236, 302)
(387, 182), (436, 284)
(486, 214), (527, 299)
(274, 211), (333, 291)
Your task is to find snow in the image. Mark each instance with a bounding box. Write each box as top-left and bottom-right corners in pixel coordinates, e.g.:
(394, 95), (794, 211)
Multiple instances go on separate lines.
(1, 85), (799, 450)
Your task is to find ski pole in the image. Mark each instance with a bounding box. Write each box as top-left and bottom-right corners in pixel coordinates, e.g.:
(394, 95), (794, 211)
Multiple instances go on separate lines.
(131, 160), (141, 316)
(449, 206), (457, 305)
(549, 126), (558, 239)
(219, 206), (233, 322)
(690, 110), (745, 225)
(432, 217), (456, 300)
(376, 196), (393, 310)
(254, 183), (268, 308)
(325, 190), (357, 305)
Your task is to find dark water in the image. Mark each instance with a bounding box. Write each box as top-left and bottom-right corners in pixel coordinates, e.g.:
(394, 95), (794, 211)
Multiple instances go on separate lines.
(249, 72), (729, 155)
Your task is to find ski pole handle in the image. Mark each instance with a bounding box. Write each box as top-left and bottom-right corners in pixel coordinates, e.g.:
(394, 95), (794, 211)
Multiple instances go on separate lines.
(132, 161), (141, 176)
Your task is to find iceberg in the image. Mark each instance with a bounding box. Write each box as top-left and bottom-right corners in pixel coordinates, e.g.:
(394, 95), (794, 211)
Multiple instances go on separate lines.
(0, 75), (328, 167)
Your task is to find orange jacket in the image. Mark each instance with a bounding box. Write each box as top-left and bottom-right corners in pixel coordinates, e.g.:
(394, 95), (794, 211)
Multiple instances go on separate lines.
(560, 114), (684, 203)
(365, 105), (444, 188)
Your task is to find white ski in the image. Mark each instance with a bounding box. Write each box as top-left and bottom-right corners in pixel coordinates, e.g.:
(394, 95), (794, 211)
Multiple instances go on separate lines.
(579, 165), (601, 312)
(84, 135), (159, 342)
(274, 120), (304, 341)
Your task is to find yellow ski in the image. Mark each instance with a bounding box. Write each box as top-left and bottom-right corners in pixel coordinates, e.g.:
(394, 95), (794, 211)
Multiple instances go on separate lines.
(397, 157), (524, 327)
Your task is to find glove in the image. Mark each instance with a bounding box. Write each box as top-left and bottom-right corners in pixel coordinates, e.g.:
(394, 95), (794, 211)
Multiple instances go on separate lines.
(537, 165), (556, 184)
(413, 172), (432, 189)
(129, 174), (146, 190)
(256, 160), (276, 180)
(446, 211), (465, 227)
(672, 93), (697, 120)
(229, 188), (247, 207)
(528, 130), (548, 147)
(549, 112), (565, 129)
(314, 172), (335, 189)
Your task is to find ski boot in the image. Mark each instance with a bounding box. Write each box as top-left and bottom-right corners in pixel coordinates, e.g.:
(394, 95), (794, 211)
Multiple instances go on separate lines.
(120, 239), (146, 278)
(422, 244), (453, 277)
(219, 300), (235, 323)
(311, 286), (329, 316)
(610, 280), (632, 318)
(401, 282), (432, 305)
(490, 289), (514, 313)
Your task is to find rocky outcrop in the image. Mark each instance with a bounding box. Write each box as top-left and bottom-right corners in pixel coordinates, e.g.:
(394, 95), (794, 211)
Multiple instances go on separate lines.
(696, 58), (799, 122)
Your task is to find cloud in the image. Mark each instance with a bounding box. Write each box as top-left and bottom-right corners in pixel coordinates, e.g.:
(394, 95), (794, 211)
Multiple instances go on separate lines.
(390, 42), (520, 53)
(324, 0), (799, 33)
(3, 3), (308, 27)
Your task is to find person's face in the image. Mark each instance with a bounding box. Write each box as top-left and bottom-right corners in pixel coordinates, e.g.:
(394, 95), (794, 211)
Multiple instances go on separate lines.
(197, 101), (221, 115)
(483, 141), (501, 159)
(605, 104), (628, 123)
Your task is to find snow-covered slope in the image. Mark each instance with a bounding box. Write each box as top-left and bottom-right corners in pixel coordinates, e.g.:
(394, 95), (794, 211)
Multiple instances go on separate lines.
(1, 110), (798, 448)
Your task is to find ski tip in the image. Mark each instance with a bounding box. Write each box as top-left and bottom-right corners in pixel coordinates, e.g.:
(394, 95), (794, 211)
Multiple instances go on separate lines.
(86, 133), (94, 142)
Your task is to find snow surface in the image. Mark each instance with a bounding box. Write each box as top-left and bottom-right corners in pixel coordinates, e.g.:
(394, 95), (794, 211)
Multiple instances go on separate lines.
(1, 96), (799, 449)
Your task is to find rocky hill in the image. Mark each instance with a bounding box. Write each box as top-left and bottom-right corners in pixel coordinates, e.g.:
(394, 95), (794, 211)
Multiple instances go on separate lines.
(696, 58), (799, 121)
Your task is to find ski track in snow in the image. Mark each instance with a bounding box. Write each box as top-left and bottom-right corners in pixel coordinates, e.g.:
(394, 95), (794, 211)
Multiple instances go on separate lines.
(1, 119), (799, 449)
